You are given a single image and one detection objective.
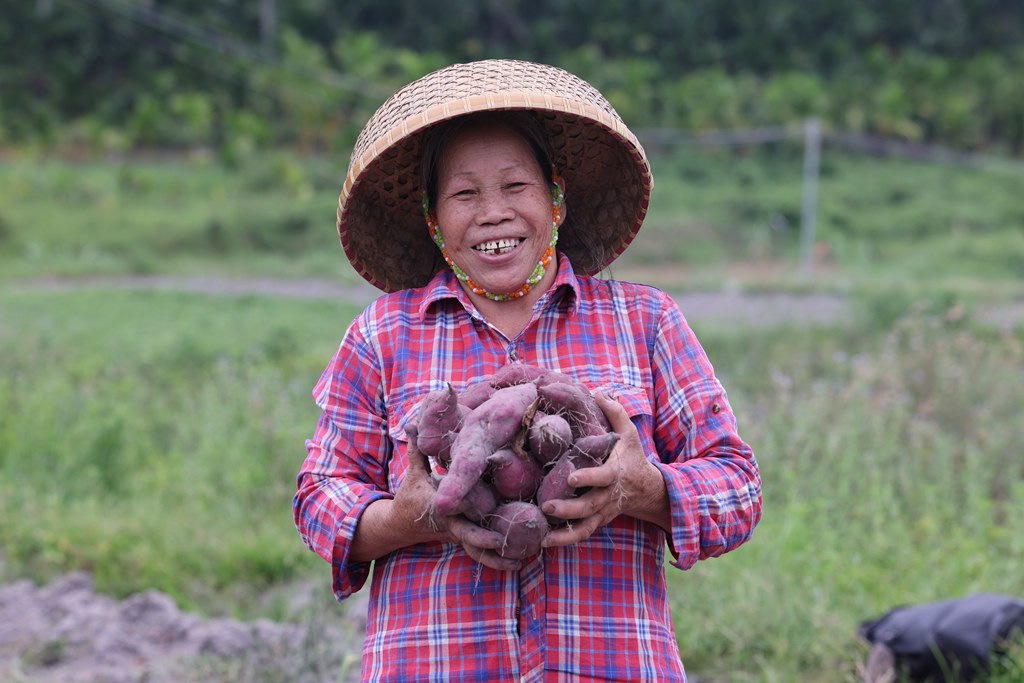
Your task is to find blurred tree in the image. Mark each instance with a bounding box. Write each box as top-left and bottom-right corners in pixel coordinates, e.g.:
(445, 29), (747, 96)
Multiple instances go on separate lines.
(3, 0), (1023, 152)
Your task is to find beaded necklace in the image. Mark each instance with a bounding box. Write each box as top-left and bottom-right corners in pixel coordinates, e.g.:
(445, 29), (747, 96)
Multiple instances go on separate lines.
(423, 178), (564, 302)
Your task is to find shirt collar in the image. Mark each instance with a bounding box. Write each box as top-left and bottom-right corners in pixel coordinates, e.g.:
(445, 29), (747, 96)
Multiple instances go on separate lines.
(417, 251), (581, 320)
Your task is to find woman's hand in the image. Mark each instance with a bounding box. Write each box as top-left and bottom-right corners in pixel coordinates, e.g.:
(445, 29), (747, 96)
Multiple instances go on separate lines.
(444, 515), (520, 571)
(541, 392), (670, 548)
(386, 425), (446, 539)
(390, 427), (520, 571)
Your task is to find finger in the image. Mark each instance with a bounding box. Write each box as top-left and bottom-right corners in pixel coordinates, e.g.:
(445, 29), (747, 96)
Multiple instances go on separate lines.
(464, 545), (521, 572)
(542, 513), (602, 548)
(403, 424), (431, 476)
(447, 516), (505, 551)
(594, 392), (633, 434)
(567, 458), (620, 490)
(542, 484), (613, 522)
(448, 517), (521, 571)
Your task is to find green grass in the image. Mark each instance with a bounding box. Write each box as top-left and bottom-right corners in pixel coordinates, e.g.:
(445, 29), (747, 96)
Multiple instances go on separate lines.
(620, 144), (1024, 295)
(2, 147), (1022, 298)
(0, 150), (352, 281)
(0, 288), (362, 616)
(1, 287), (1021, 680)
(675, 315), (1024, 681)
(1, 147), (1023, 680)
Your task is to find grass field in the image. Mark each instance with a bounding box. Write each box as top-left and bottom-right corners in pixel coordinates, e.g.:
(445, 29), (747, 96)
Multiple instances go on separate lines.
(1, 146), (1022, 681)
(3, 144), (1023, 295)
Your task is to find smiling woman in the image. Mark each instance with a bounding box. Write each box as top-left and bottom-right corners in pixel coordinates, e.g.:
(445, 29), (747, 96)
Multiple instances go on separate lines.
(422, 116), (565, 334)
(293, 59), (762, 683)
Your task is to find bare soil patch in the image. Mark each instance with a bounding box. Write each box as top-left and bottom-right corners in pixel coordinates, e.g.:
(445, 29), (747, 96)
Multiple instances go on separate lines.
(0, 573), (365, 683)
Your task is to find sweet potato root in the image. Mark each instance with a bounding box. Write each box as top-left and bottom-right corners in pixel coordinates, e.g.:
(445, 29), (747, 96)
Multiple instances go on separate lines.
(454, 478), (498, 524)
(535, 453), (577, 518)
(536, 378), (611, 439)
(535, 432), (619, 525)
(458, 380), (496, 410)
(489, 363), (547, 388)
(567, 431), (620, 469)
(527, 411), (573, 465)
(433, 382), (538, 516)
(415, 383), (462, 466)
(488, 447), (543, 501)
(417, 364), (621, 557)
(488, 501), (549, 560)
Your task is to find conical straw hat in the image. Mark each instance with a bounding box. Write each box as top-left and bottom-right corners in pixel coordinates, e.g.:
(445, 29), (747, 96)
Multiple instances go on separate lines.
(338, 58), (653, 293)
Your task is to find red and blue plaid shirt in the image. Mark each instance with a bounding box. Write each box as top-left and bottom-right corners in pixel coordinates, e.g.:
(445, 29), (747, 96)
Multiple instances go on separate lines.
(294, 253), (762, 682)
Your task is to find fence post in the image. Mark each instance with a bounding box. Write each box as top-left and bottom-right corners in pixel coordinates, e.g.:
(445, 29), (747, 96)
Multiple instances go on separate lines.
(799, 118), (821, 280)
(260, 0), (277, 50)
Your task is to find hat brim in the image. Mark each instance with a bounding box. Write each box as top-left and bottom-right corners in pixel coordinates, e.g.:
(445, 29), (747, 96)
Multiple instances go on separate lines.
(338, 60), (652, 293)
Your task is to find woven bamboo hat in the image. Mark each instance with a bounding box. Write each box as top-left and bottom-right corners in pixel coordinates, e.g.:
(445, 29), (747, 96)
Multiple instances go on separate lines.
(338, 58), (653, 293)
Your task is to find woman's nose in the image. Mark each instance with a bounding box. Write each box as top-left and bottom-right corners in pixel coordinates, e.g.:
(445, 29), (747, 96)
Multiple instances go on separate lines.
(476, 190), (515, 224)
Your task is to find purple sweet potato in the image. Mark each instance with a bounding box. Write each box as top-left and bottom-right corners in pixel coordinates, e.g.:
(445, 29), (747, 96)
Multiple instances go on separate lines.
(454, 478), (498, 524)
(534, 368), (574, 387)
(567, 432), (620, 468)
(436, 403), (471, 469)
(489, 363), (547, 389)
(488, 501), (549, 560)
(488, 447), (544, 502)
(458, 381), (496, 410)
(535, 432), (620, 525)
(433, 382), (539, 516)
(527, 412), (573, 465)
(415, 383), (462, 465)
(536, 378), (611, 439)
(535, 453), (578, 518)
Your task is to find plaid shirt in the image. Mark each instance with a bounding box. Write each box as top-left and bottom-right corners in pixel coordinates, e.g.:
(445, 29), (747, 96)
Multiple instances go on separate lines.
(294, 253), (762, 682)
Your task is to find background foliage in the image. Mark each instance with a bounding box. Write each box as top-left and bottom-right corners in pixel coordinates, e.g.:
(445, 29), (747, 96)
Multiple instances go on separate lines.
(1, 146), (1022, 681)
(3, 3), (1024, 681)
(4, 0), (1024, 154)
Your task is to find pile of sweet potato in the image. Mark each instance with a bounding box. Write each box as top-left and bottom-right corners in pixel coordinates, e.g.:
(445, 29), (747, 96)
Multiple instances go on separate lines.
(411, 364), (619, 560)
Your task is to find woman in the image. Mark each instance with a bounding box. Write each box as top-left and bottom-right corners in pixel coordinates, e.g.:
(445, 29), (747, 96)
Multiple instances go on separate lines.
(293, 59), (762, 682)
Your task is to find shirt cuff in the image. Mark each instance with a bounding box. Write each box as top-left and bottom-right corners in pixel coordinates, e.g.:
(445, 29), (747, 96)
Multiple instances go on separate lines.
(330, 490), (392, 600)
(656, 452), (761, 570)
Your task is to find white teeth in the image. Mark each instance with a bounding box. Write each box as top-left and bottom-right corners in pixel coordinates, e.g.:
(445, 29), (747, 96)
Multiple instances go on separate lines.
(474, 238), (521, 255)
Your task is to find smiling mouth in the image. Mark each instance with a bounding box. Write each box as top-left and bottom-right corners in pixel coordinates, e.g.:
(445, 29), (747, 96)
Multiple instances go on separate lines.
(473, 238), (523, 256)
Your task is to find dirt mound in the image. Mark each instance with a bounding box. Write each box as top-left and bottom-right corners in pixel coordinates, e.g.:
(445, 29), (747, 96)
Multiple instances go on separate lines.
(0, 573), (363, 683)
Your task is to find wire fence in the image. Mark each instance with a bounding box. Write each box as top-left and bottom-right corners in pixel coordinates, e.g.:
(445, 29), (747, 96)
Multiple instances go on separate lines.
(635, 120), (1024, 279)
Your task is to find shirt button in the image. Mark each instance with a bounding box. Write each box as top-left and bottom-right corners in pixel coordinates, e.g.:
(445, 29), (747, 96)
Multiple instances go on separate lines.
(711, 403), (721, 414)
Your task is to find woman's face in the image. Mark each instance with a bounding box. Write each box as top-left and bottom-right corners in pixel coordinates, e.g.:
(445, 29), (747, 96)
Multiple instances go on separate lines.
(433, 121), (563, 300)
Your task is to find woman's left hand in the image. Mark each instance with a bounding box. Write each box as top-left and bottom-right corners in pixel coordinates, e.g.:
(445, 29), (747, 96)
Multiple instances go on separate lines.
(541, 392), (670, 548)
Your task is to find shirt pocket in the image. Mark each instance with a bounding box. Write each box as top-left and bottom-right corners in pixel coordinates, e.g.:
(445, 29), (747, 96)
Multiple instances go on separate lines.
(384, 395), (426, 491)
(387, 386), (461, 489)
(387, 379), (452, 444)
(388, 397), (418, 446)
(597, 382), (651, 420)
(594, 382), (659, 462)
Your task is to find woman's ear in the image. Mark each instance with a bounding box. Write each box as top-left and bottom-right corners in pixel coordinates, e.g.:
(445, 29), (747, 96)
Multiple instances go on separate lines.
(551, 175), (567, 227)
(551, 176), (565, 202)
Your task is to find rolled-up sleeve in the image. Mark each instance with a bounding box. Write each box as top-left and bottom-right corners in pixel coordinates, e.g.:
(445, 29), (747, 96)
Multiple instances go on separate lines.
(293, 316), (392, 599)
(649, 299), (763, 569)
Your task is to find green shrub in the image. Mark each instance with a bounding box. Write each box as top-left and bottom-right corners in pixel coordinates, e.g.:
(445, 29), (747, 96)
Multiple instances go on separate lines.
(675, 310), (1024, 680)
